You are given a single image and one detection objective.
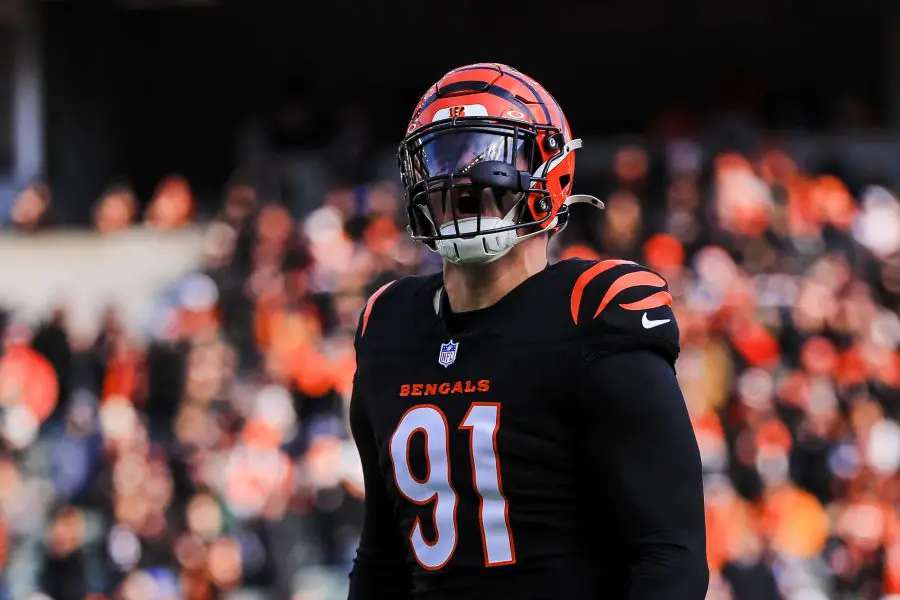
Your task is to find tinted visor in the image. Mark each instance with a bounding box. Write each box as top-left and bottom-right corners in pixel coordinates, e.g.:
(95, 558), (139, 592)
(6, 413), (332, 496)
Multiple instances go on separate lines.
(407, 130), (533, 187)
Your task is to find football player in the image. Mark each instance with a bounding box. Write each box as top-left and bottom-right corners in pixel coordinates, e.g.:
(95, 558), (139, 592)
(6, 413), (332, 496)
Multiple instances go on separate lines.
(348, 63), (708, 599)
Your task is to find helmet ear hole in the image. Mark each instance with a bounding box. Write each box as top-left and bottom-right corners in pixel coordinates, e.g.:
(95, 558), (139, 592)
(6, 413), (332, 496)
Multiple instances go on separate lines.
(558, 174), (571, 191)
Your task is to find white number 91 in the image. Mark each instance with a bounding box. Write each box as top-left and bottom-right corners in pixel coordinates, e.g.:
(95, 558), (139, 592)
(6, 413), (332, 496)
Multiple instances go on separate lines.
(389, 403), (516, 570)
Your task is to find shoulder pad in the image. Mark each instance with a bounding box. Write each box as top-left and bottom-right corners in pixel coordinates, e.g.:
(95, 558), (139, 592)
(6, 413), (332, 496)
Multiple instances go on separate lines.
(353, 274), (439, 351)
(570, 260), (680, 364)
(355, 279), (397, 344)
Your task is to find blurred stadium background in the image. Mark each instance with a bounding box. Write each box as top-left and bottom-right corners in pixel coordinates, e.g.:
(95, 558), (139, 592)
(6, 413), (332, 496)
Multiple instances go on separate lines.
(1, 0), (900, 599)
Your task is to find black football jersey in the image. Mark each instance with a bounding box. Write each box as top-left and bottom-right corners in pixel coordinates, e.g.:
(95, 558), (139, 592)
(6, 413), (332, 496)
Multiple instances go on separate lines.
(348, 259), (706, 600)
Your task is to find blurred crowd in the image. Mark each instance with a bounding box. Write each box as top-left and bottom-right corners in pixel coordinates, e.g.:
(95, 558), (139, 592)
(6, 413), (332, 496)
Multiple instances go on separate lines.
(559, 141), (900, 600)
(5, 174), (195, 234)
(1, 133), (900, 600)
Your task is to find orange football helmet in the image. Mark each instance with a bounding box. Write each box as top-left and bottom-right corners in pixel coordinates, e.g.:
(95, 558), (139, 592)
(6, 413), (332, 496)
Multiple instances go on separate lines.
(398, 63), (602, 265)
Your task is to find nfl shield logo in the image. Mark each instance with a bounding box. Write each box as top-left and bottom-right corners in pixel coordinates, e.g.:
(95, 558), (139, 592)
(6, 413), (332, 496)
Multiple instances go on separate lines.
(438, 340), (459, 368)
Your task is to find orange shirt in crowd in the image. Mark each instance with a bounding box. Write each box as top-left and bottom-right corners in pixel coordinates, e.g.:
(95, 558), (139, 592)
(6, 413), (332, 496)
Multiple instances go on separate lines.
(0, 344), (58, 422)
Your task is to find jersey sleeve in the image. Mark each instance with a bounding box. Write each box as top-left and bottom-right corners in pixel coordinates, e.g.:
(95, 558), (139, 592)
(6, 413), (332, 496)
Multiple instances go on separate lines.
(577, 350), (709, 600)
(571, 260), (680, 365)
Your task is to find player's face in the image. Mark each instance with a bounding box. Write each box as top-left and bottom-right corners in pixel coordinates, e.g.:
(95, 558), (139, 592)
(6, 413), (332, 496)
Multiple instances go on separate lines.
(409, 130), (531, 228)
(427, 186), (522, 228)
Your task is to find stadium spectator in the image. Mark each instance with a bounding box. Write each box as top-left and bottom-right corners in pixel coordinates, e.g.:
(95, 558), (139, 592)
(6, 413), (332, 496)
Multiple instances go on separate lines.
(2, 137), (900, 600)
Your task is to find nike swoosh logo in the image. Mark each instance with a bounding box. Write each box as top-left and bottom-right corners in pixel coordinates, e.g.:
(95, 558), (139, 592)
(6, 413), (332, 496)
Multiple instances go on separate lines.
(642, 313), (671, 329)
